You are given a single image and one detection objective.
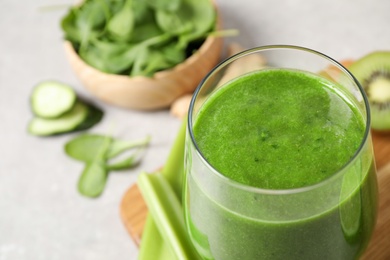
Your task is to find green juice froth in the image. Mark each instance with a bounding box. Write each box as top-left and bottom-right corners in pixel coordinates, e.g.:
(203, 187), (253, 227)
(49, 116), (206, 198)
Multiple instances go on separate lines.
(194, 69), (364, 189)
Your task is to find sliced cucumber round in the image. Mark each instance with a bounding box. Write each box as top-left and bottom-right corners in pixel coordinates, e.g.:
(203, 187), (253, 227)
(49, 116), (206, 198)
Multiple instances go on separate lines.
(28, 101), (89, 136)
(31, 81), (77, 118)
(74, 104), (104, 131)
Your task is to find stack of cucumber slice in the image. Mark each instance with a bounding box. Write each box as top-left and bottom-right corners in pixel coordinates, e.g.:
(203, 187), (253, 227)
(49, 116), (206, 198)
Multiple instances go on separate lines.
(28, 81), (103, 136)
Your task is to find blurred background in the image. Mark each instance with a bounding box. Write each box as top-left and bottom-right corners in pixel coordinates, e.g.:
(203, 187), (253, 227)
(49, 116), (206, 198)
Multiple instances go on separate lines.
(1, 0), (389, 259)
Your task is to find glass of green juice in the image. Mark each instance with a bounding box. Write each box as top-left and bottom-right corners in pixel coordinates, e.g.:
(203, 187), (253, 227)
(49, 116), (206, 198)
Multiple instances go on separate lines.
(184, 45), (378, 260)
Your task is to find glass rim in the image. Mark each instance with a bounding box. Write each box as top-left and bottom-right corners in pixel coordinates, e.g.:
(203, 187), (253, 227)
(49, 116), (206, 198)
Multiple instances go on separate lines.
(188, 44), (371, 195)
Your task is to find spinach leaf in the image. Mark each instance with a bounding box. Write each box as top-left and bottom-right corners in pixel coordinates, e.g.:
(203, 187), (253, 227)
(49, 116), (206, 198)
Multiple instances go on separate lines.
(107, 0), (135, 41)
(161, 42), (186, 65)
(78, 161), (108, 197)
(106, 135), (151, 158)
(65, 134), (111, 162)
(65, 133), (151, 197)
(106, 156), (137, 171)
(60, 0), (217, 77)
(81, 0), (108, 29)
(177, 0), (216, 48)
(130, 45), (150, 76)
(79, 40), (138, 74)
(155, 0), (214, 39)
(132, 0), (153, 24)
(106, 146), (145, 171)
(61, 8), (80, 43)
(155, 9), (193, 35)
(130, 20), (163, 43)
(129, 37), (187, 76)
(127, 33), (174, 75)
(61, 0), (106, 45)
(146, 0), (181, 12)
(77, 135), (111, 197)
(65, 133), (150, 161)
(75, 0), (107, 50)
(143, 51), (173, 76)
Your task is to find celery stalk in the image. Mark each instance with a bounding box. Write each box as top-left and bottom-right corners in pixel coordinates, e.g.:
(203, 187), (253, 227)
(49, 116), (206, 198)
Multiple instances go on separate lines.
(138, 118), (190, 260)
(162, 117), (187, 198)
(138, 214), (177, 260)
(137, 172), (201, 260)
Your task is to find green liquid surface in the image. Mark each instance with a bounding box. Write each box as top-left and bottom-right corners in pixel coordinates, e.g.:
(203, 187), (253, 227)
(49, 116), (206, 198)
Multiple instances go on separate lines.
(187, 69), (377, 260)
(194, 69), (364, 189)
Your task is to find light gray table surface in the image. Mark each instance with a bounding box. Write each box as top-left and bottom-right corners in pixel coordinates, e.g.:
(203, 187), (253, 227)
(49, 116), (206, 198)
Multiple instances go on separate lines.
(1, 0), (389, 259)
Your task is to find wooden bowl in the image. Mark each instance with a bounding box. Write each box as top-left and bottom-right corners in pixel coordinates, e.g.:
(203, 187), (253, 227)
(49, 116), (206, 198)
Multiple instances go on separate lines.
(64, 29), (223, 110)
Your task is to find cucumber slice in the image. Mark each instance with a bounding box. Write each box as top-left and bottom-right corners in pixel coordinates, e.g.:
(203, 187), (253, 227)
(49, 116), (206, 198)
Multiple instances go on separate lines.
(31, 81), (77, 118)
(75, 104), (104, 131)
(28, 101), (89, 136)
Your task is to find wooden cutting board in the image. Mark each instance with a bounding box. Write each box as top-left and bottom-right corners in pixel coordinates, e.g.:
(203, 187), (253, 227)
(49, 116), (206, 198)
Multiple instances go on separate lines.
(120, 131), (390, 258)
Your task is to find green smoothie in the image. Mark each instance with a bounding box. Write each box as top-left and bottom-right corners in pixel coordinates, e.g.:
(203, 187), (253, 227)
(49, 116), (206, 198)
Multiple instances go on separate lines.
(185, 69), (377, 259)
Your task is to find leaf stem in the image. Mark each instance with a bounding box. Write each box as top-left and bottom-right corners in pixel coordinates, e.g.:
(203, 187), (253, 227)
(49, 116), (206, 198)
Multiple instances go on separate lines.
(38, 4), (71, 12)
(106, 135), (151, 159)
(207, 29), (240, 38)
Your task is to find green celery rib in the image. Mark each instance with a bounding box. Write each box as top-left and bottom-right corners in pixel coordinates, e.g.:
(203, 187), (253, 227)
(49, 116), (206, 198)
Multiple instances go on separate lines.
(138, 118), (189, 260)
(138, 214), (177, 260)
(162, 117), (187, 198)
(137, 173), (201, 260)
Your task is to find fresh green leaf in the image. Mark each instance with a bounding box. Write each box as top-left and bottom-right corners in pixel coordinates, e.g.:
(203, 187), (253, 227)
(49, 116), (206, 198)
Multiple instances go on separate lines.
(131, 48), (172, 77)
(107, 0), (135, 41)
(61, 8), (81, 43)
(108, 0), (126, 14)
(155, 9), (193, 35)
(66, 133), (150, 197)
(78, 135), (111, 197)
(105, 136), (151, 171)
(146, 0), (181, 12)
(132, 0), (154, 24)
(106, 147), (146, 171)
(177, 0), (216, 48)
(106, 155), (137, 171)
(95, 0), (112, 22)
(79, 40), (139, 74)
(65, 134), (112, 162)
(155, 0), (215, 41)
(131, 41), (186, 76)
(75, 0), (107, 50)
(65, 134), (150, 162)
(130, 45), (150, 76)
(140, 33), (172, 47)
(89, 38), (130, 54)
(128, 34), (175, 76)
(60, 0), (217, 78)
(161, 42), (186, 65)
(83, 0), (107, 29)
(83, 36), (171, 75)
(61, 1), (106, 43)
(129, 20), (163, 44)
(78, 160), (108, 197)
(106, 135), (151, 158)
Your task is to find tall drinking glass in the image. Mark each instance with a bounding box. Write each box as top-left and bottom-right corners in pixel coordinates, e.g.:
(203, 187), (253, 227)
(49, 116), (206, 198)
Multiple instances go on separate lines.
(184, 45), (378, 260)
